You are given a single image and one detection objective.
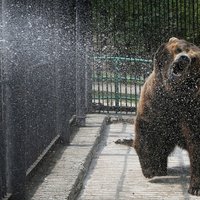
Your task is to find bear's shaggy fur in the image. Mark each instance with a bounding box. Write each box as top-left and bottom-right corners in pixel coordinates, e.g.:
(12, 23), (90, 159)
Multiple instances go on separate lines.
(134, 37), (200, 196)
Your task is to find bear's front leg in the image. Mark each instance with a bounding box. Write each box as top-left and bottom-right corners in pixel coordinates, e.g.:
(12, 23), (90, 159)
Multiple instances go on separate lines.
(134, 118), (171, 178)
(188, 144), (200, 196)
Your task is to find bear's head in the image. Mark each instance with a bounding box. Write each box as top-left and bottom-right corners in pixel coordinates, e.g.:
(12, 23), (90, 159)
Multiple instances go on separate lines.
(154, 37), (200, 94)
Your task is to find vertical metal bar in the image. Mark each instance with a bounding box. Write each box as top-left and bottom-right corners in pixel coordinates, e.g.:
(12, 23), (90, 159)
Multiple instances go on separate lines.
(101, 59), (104, 112)
(132, 0), (135, 47)
(149, 0), (153, 53)
(54, 1), (64, 143)
(92, 56), (95, 109)
(188, 0), (191, 37)
(91, 41), (94, 110)
(85, 0), (92, 113)
(97, 64), (101, 111)
(179, 0), (183, 36)
(0, 1), (6, 198)
(91, 0), (95, 110)
(141, 0), (145, 45)
(122, 0), (127, 112)
(128, 0), (131, 57)
(125, 65), (128, 113)
(167, 0), (170, 36)
(175, 0), (179, 35)
(123, 0), (126, 54)
(55, 0), (76, 144)
(130, 64), (133, 110)
(127, 0), (131, 112)
(154, 0), (157, 39)
(111, 2), (116, 111)
(114, 60), (119, 112)
(76, 0), (90, 126)
(106, 2), (110, 113)
(196, 0), (199, 43)
(192, 0), (195, 42)
(113, 1), (116, 55)
(158, 0), (162, 42)
(184, 0), (187, 38)
(105, 57), (108, 113)
(137, 0), (140, 57)
(2, 1), (26, 198)
(119, 61), (122, 112)
(163, 0), (166, 30)
(134, 63), (137, 111)
(196, 0), (199, 41)
(94, 0), (98, 111)
(110, 60), (113, 109)
(2, 4), (9, 199)
(101, 0), (105, 113)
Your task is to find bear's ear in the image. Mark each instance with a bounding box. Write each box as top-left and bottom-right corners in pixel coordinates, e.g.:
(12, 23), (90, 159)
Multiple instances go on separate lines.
(168, 37), (179, 43)
(154, 43), (169, 70)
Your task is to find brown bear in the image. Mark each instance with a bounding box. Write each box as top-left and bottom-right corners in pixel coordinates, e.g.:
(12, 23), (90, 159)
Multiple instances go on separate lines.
(134, 37), (200, 196)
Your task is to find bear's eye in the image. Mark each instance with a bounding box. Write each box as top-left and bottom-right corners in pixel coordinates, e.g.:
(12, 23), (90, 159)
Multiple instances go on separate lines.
(175, 47), (182, 53)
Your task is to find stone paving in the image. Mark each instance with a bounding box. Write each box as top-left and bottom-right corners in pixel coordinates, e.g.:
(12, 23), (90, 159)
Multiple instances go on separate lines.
(78, 120), (199, 200)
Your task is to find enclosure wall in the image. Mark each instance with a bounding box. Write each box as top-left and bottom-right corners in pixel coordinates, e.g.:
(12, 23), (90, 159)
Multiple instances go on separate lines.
(0, 0), (91, 199)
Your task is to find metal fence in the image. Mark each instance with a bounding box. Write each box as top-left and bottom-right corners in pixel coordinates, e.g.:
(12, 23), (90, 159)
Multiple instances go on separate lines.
(0, 0), (91, 199)
(92, 56), (152, 113)
(92, 0), (200, 114)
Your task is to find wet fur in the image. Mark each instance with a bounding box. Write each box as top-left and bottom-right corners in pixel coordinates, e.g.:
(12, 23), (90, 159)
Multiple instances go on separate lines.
(134, 37), (200, 196)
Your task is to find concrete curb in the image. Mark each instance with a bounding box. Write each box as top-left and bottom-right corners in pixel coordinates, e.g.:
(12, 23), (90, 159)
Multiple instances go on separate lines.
(26, 114), (108, 200)
(68, 114), (108, 200)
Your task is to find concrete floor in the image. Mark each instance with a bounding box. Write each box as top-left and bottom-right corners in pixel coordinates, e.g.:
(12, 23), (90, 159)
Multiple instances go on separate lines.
(78, 120), (199, 200)
(26, 114), (200, 200)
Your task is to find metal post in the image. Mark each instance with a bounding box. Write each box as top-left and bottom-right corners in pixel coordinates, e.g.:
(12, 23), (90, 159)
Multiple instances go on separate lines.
(76, 0), (91, 126)
(54, 1), (70, 144)
(54, 0), (76, 144)
(114, 61), (120, 112)
(0, 1), (6, 198)
(3, 1), (26, 199)
(85, 0), (93, 113)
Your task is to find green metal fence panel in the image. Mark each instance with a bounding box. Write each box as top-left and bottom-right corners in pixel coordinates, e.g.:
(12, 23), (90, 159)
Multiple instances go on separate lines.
(92, 0), (200, 114)
(92, 55), (152, 113)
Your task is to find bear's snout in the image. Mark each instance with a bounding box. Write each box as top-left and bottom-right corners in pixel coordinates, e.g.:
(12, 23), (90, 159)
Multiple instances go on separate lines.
(173, 54), (191, 75)
(168, 53), (191, 81)
(177, 54), (191, 65)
